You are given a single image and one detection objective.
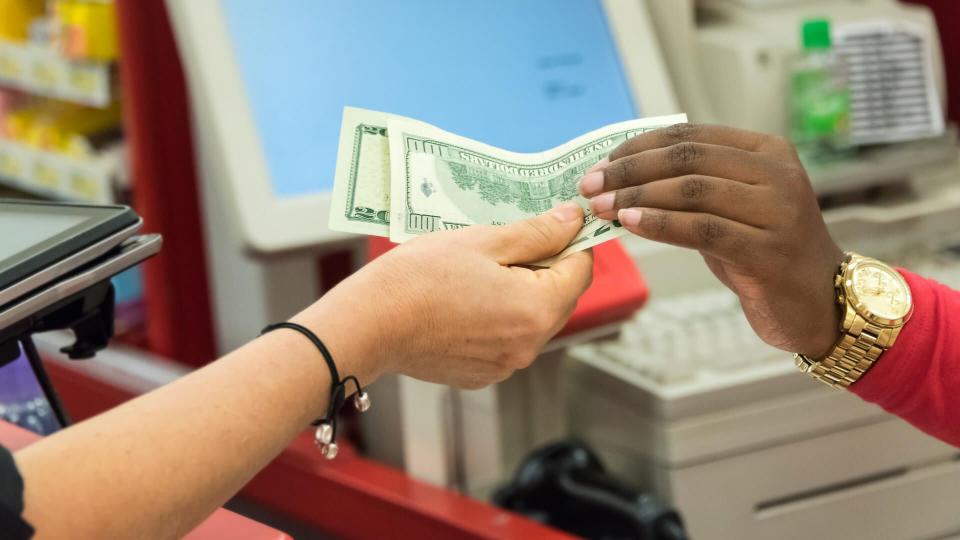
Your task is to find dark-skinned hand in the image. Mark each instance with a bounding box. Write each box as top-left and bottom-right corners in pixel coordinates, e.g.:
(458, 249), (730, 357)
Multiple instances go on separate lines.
(579, 123), (845, 358)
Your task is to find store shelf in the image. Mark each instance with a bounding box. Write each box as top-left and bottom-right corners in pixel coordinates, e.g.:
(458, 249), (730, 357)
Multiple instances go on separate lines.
(0, 40), (114, 107)
(0, 138), (122, 203)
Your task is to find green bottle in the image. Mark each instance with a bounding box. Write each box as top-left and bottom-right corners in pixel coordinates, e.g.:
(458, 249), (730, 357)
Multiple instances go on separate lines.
(790, 19), (850, 155)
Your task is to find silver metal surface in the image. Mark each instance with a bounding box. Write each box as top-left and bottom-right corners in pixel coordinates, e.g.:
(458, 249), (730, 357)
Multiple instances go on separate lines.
(0, 219), (142, 307)
(0, 234), (161, 329)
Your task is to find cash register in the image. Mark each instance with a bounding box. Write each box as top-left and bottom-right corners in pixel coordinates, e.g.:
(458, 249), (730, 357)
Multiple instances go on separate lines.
(0, 200), (160, 435)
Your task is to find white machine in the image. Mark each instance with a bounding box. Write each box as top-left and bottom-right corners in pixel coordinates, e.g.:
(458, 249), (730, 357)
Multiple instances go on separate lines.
(649, 0), (945, 136)
(164, 0), (678, 353)
(562, 1), (960, 539)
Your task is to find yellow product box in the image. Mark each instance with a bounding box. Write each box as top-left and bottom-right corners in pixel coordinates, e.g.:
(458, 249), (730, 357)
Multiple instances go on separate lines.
(55, 0), (119, 62)
(0, 0), (46, 43)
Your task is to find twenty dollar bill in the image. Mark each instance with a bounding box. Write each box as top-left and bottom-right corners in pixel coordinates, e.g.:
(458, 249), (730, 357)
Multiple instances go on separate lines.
(329, 107), (687, 263)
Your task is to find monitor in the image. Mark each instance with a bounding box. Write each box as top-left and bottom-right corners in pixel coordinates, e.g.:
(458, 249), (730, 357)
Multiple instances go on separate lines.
(166, 0), (678, 253)
(0, 200), (140, 298)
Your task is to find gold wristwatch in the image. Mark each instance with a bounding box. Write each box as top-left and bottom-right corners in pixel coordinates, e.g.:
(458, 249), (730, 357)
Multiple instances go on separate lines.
(795, 252), (913, 388)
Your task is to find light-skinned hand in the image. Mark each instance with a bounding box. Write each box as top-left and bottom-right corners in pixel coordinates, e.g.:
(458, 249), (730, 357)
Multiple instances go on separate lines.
(295, 202), (594, 389)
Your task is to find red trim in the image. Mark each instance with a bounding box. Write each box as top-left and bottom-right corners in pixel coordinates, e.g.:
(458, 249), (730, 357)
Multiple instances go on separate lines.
(244, 433), (575, 540)
(43, 358), (573, 539)
(115, 0), (217, 366)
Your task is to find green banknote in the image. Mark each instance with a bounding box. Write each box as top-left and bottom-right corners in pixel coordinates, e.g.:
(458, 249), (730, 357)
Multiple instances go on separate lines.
(328, 107), (687, 264)
(386, 113), (687, 261)
(328, 107), (395, 236)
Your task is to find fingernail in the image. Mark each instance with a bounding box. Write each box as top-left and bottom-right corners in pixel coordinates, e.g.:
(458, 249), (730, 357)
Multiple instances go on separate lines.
(586, 157), (609, 174)
(591, 192), (615, 214)
(550, 201), (581, 222)
(578, 171), (604, 197)
(618, 208), (643, 228)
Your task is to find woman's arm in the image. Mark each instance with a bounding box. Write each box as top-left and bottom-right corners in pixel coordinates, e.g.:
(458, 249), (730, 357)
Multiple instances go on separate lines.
(17, 320), (349, 539)
(15, 204), (593, 538)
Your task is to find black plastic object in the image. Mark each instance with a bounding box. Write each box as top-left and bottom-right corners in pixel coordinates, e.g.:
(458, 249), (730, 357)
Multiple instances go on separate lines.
(0, 280), (115, 365)
(494, 440), (688, 540)
(0, 199), (139, 292)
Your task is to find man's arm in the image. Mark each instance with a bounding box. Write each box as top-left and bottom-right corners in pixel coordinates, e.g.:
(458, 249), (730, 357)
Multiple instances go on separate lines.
(850, 270), (960, 446)
(580, 123), (960, 447)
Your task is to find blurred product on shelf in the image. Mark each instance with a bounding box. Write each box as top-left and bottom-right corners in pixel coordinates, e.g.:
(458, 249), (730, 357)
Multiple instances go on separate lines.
(0, 96), (124, 203)
(0, 0), (116, 106)
(54, 0), (119, 62)
(0, 136), (122, 202)
(790, 18), (851, 159)
(2, 98), (121, 156)
(0, 88), (27, 136)
(0, 0), (45, 43)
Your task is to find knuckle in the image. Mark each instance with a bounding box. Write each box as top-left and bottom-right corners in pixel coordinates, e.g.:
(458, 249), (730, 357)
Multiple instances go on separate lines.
(770, 134), (795, 152)
(518, 306), (547, 337)
(614, 186), (644, 209)
(531, 307), (555, 335)
(649, 209), (670, 235)
(609, 139), (639, 162)
(778, 160), (805, 181)
(663, 122), (700, 143)
(680, 175), (712, 201)
(667, 142), (704, 172)
(605, 158), (628, 188)
(521, 220), (556, 247)
(694, 216), (725, 246)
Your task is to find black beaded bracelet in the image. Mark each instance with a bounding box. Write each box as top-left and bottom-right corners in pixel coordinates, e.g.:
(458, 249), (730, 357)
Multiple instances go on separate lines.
(261, 322), (370, 459)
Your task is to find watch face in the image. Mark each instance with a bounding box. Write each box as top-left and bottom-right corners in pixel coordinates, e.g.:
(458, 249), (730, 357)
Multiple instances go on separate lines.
(849, 262), (912, 321)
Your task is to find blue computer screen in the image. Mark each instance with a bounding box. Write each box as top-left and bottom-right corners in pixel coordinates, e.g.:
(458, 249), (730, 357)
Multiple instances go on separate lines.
(221, 0), (638, 198)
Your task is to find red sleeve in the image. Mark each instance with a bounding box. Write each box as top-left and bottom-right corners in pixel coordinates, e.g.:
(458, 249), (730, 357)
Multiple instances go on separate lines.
(849, 269), (960, 447)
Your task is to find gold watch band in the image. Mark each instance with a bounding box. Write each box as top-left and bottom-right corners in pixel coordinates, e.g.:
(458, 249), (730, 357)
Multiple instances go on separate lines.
(794, 313), (890, 389)
(794, 252), (911, 389)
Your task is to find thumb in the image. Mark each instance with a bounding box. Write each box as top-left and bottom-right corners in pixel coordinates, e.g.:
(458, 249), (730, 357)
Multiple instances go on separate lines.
(481, 202), (584, 265)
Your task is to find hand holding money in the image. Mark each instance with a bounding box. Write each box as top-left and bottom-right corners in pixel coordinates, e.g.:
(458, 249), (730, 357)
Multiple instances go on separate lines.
(325, 204), (593, 388)
(329, 107), (687, 265)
